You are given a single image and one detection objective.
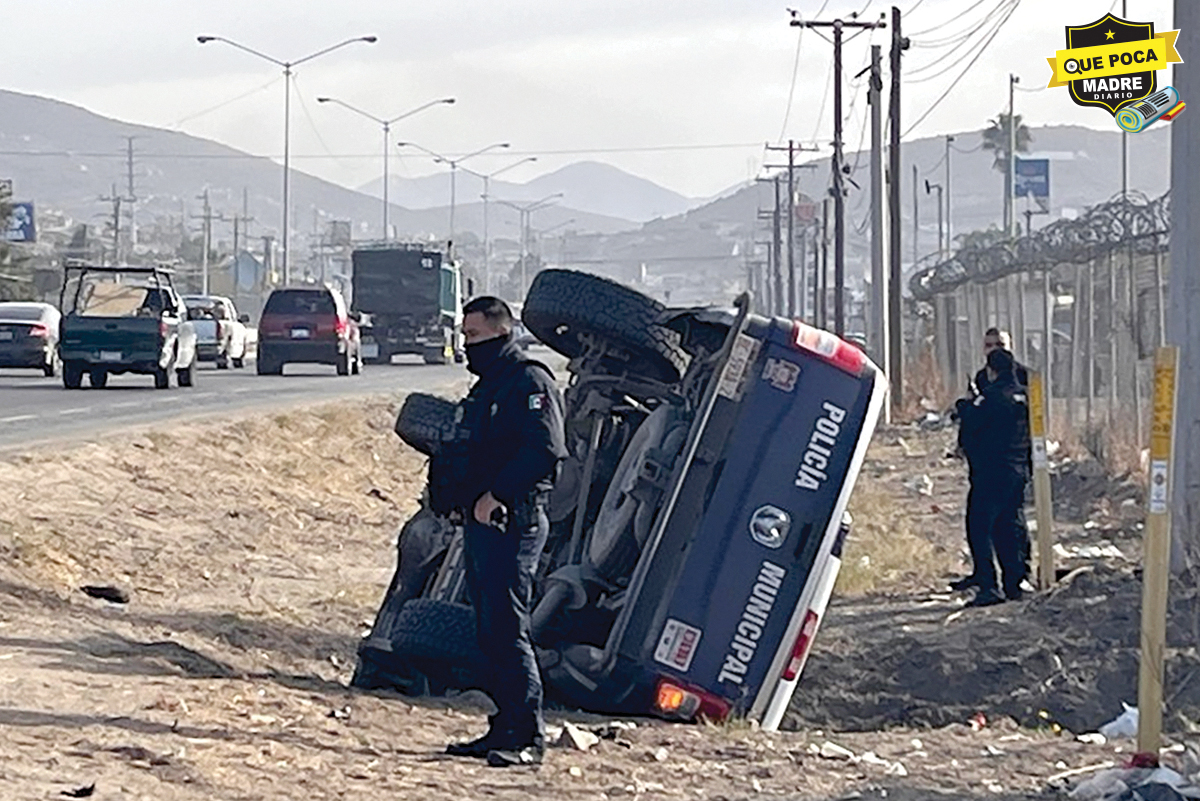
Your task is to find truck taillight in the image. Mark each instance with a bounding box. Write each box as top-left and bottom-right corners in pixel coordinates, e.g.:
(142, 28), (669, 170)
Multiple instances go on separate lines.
(791, 322), (865, 376)
(159, 320), (169, 338)
(28, 325), (49, 338)
(781, 609), (821, 681)
(654, 678), (732, 722)
(334, 318), (348, 336)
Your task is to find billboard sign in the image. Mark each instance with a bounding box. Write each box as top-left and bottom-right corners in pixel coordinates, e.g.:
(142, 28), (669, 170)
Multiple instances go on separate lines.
(4, 202), (35, 243)
(1015, 158), (1050, 199)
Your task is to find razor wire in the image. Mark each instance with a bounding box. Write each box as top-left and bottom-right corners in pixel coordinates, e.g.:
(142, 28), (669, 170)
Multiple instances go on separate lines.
(909, 189), (1170, 301)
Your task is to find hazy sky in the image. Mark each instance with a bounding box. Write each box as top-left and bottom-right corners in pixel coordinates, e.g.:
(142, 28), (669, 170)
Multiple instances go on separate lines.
(1, 0), (1178, 198)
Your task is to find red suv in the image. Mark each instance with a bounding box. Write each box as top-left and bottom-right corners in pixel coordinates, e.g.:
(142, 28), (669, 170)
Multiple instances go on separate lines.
(257, 286), (362, 376)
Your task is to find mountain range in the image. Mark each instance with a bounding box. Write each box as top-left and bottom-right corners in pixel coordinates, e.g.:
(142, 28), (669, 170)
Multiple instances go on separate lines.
(0, 88), (1174, 307)
(357, 160), (700, 223)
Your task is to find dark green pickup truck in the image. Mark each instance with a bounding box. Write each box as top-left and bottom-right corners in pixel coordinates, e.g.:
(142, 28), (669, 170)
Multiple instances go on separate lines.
(58, 265), (199, 390)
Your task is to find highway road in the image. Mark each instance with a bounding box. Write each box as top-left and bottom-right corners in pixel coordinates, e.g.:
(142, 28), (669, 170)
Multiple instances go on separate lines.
(0, 358), (467, 452)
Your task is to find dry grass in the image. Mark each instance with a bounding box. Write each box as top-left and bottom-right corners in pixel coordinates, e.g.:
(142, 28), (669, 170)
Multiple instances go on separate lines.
(838, 477), (959, 596)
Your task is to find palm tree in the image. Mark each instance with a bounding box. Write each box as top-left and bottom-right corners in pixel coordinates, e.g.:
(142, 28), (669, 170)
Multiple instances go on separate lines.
(981, 112), (1032, 233)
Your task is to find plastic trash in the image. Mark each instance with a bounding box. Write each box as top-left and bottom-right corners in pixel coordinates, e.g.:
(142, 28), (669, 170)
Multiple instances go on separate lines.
(1098, 704), (1139, 739)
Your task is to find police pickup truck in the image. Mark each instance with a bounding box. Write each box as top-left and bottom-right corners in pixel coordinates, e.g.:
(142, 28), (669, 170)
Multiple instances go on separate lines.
(355, 270), (885, 730)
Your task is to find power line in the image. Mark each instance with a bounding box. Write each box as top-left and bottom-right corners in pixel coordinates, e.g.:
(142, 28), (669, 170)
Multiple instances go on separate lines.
(907, 0), (992, 37)
(904, 1), (1017, 84)
(901, 0), (1022, 138)
(902, 0), (928, 17)
(910, 0), (1009, 48)
(779, 0), (830, 140)
(169, 76), (283, 129)
(0, 141), (770, 161)
(906, 0), (1015, 78)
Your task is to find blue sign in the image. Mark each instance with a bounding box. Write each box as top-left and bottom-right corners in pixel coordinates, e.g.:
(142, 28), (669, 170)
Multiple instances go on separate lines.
(4, 202), (35, 242)
(1014, 158), (1050, 199)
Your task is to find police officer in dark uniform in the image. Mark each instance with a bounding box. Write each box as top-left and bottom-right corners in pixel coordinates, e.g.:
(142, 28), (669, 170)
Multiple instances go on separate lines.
(950, 327), (1029, 592)
(444, 297), (567, 768)
(956, 348), (1032, 607)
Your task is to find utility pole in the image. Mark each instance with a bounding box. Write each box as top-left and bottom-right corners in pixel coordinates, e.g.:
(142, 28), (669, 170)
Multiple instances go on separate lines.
(912, 164), (919, 267)
(765, 141), (820, 317)
(820, 198), (830, 328)
(888, 5), (909, 408)
(945, 135), (954, 254)
(99, 184), (125, 266)
(1008, 74), (1020, 238)
(867, 45), (888, 378)
(124, 136), (138, 252)
(1168, 0), (1198, 572)
(773, 176), (784, 316)
(793, 10), (887, 336)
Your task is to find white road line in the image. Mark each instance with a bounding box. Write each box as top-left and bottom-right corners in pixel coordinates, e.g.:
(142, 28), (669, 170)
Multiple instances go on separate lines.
(0, 414), (37, 423)
(110, 401), (140, 408)
(58, 407), (91, 416)
(154, 397), (182, 403)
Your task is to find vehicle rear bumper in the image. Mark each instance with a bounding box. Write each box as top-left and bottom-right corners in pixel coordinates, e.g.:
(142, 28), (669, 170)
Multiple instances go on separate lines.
(196, 342), (222, 361)
(259, 340), (343, 365)
(0, 343), (50, 368)
(59, 348), (162, 373)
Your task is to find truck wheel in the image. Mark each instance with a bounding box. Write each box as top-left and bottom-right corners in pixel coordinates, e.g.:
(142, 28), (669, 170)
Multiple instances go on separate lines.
(88, 369), (109, 389)
(394, 393), (457, 456)
(43, 352), (59, 378)
(390, 599), (484, 670)
(351, 348), (362, 375)
(216, 352), (230, 370)
(256, 355), (281, 376)
(154, 366), (171, 389)
(63, 362), (84, 389)
(232, 356), (245, 369)
(336, 349), (351, 376)
(422, 346), (448, 365)
(177, 361), (196, 387)
(523, 269), (686, 383)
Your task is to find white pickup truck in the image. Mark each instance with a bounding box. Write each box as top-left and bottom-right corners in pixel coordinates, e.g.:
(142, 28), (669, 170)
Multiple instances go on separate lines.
(183, 295), (251, 369)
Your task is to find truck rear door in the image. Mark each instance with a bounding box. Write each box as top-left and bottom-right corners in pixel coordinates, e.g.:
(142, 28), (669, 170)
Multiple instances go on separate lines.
(615, 316), (886, 721)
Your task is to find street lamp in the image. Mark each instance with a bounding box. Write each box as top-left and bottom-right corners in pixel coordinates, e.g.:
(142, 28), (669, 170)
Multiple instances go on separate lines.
(496, 193), (563, 298)
(197, 34), (377, 284)
(395, 141), (509, 250)
(460, 156), (538, 292)
(924, 179), (944, 261)
(316, 96), (455, 240)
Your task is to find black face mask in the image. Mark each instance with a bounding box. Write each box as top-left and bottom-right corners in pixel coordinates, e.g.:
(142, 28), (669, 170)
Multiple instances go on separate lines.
(465, 334), (508, 375)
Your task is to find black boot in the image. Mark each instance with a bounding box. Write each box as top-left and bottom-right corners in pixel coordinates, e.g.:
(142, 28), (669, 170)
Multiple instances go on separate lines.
(446, 729), (509, 759)
(486, 740), (545, 768)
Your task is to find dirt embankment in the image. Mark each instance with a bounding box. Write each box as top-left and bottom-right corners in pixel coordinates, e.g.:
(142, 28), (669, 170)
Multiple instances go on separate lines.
(0, 399), (1181, 800)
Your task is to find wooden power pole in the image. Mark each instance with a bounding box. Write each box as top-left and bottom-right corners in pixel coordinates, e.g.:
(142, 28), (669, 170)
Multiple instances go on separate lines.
(888, 5), (909, 408)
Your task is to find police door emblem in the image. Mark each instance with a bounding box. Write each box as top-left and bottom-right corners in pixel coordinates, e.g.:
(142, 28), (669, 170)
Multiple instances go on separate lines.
(749, 505), (791, 549)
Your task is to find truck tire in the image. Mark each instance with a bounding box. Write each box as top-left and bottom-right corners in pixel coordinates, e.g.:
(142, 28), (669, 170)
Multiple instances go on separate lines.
(422, 346), (448, 365)
(256, 353), (282, 376)
(217, 351), (230, 369)
(394, 393), (457, 456)
(89, 369), (108, 389)
(232, 355), (245, 369)
(63, 361), (84, 389)
(523, 269), (686, 383)
(336, 349), (351, 376)
(154, 366), (170, 389)
(389, 599), (483, 668)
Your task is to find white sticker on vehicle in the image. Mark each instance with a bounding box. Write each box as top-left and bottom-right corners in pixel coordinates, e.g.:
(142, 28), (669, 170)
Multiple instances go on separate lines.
(716, 333), (760, 401)
(654, 618), (702, 673)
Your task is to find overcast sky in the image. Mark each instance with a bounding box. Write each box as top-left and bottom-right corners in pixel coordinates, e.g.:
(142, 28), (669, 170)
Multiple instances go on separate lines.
(1, 0), (1178, 198)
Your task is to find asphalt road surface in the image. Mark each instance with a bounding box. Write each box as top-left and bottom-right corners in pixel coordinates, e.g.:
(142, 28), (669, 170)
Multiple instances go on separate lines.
(0, 358), (466, 452)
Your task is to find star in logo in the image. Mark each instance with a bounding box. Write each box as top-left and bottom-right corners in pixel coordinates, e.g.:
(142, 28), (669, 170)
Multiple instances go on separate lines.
(1105, 29), (1115, 40)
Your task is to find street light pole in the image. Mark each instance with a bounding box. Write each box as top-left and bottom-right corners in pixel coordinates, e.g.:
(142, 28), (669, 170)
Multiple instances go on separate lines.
(316, 96), (455, 239)
(397, 141), (510, 252)
(461, 157), (539, 293)
(497, 193), (563, 298)
(197, 34), (377, 284)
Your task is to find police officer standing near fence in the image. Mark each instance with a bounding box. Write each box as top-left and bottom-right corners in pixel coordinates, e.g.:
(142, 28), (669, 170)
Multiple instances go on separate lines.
(444, 297), (567, 768)
(956, 348), (1032, 606)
